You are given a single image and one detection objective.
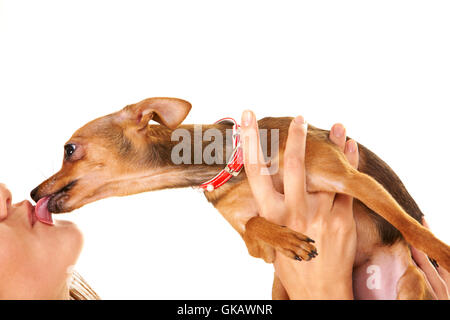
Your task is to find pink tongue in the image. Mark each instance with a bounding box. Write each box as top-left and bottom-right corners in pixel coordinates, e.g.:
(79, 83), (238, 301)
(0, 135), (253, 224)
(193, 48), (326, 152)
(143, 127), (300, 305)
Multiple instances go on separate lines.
(35, 197), (54, 225)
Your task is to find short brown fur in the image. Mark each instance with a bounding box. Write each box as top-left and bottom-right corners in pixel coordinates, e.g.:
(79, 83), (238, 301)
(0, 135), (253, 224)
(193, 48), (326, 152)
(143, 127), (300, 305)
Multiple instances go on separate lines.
(31, 97), (450, 299)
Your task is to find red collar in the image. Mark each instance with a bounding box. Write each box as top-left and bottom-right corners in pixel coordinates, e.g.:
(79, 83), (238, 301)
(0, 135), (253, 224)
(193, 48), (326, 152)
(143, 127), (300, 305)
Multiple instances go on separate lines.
(197, 117), (244, 192)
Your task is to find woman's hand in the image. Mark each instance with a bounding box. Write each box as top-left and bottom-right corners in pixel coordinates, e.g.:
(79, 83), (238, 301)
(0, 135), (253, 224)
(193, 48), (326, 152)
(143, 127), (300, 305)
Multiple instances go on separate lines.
(411, 219), (449, 300)
(241, 110), (359, 299)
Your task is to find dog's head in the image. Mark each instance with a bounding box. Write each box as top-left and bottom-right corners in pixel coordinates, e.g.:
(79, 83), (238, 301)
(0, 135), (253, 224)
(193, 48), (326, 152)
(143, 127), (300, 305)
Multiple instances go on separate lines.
(30, 97), (192, 213)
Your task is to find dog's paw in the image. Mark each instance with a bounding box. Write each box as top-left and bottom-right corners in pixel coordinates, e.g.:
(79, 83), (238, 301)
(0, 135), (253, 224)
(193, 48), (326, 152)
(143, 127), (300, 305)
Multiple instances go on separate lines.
(275, 227), (317, 261)
(244, 216), (317, 262)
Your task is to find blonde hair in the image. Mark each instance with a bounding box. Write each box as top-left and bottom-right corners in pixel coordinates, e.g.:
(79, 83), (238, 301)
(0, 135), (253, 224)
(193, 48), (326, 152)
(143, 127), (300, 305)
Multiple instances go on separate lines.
(69, 271), (100, 300)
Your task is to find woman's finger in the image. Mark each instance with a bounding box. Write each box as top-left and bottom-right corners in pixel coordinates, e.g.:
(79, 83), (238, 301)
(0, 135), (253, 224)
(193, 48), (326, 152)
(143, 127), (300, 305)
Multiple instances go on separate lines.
(411, 246), (449, 300)
(436, 265), (450, 292)
(422, 218), (430, 229)
(344, 139), (359, 169)
(420, 218), (450, 287)
(241, 110), (277, 210)
(332, 140), (359, 213)
(0, 183), (12, 221)
(284, 116), (308, 211)
(317, 124), (349, 213)
(329, 123), (346, 152)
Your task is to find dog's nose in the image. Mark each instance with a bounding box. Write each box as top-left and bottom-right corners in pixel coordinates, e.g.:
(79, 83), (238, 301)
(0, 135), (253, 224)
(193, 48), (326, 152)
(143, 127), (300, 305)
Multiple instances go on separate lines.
(30, 186), (40, 202)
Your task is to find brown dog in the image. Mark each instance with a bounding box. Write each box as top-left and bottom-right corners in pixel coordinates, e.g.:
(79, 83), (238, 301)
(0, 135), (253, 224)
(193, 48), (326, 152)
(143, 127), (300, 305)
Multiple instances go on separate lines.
(30, 97), (450, 299)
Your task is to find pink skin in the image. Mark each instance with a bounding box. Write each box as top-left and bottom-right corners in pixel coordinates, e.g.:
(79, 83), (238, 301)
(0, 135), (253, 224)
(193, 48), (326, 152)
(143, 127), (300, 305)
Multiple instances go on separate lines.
(0, 183), (83, 299)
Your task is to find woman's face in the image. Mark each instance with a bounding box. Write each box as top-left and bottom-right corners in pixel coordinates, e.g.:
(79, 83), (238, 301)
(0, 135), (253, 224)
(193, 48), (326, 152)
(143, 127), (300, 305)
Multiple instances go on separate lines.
(0, 183), (83, 299)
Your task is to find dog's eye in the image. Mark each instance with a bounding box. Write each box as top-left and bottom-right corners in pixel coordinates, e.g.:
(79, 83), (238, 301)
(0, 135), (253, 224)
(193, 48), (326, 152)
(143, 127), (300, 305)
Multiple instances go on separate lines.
(64, 144), (76, 159)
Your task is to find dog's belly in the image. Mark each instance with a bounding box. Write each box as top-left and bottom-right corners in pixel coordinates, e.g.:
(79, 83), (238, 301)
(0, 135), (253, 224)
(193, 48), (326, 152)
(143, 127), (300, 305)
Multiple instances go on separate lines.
(352, 202), (414, 299)
(353, 241), (411, 300)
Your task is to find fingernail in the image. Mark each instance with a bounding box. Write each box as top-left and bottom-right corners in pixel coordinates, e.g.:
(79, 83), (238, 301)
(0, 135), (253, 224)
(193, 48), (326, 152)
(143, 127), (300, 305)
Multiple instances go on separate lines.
(294, 115), (305, 124)
(294, 115), (308, 131)
(242, 110), (253, 127)
(347, 140), (357, 153)
(332, 124), (344, 138)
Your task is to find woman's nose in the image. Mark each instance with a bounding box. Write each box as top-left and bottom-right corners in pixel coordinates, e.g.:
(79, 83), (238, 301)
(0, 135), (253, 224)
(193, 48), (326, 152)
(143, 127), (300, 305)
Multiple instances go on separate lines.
(0, 183), (13, 221)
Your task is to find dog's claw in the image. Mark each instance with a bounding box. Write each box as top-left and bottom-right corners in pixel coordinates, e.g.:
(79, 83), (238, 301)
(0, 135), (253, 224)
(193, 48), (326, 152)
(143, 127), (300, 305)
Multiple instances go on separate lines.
(429, 258), (439, 269)
(295, 255), (302, 261)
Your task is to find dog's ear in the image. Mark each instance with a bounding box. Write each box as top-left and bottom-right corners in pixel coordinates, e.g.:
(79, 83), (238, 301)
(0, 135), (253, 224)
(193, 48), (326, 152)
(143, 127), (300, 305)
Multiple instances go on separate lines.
(119, 97), (192, 130)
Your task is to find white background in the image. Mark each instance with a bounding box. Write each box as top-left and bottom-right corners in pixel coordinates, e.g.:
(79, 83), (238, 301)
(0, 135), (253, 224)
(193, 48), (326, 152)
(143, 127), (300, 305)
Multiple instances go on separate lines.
(0, 1), (449, 299)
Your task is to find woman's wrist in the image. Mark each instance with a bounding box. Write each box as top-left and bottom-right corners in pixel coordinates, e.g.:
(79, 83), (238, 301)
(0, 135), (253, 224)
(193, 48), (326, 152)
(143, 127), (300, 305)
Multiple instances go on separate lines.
(289, 276), (354, 300)
(314, 280), (354, 300)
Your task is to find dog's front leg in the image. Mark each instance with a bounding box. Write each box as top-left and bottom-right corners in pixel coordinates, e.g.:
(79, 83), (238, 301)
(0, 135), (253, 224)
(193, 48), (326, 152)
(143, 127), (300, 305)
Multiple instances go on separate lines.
(243, 216), (317, 262)
(213, 185), (316, 263)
